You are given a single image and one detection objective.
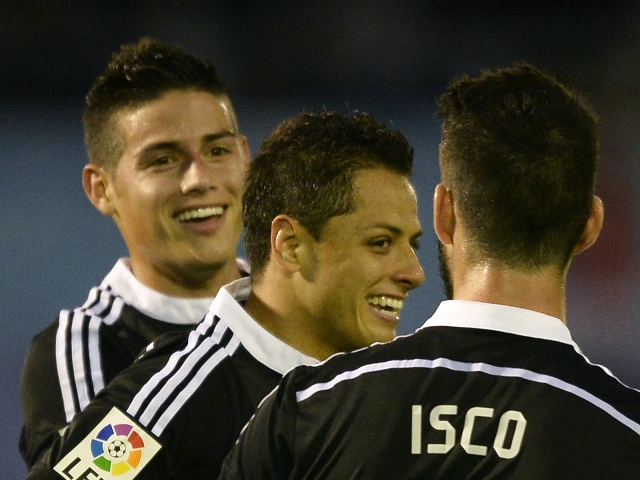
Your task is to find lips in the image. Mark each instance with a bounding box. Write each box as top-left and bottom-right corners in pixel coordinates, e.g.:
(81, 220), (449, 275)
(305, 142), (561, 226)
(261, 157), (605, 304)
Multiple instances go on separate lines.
(175, 206), (224, 222)
(367, 295), (405, 320)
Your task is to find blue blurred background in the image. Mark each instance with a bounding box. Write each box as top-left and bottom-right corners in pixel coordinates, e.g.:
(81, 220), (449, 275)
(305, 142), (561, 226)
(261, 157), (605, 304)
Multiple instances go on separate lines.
(2, 2), (640, 475)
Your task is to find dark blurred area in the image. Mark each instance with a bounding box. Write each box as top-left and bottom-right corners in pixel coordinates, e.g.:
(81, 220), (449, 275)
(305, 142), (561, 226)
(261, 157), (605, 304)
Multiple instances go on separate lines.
(2, 2), (639, 475)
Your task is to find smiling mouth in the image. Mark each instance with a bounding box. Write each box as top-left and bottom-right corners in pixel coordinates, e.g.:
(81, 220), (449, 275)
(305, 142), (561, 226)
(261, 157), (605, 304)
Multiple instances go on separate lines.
(175, 206), (225, 222)
(367, 295), (404, 320)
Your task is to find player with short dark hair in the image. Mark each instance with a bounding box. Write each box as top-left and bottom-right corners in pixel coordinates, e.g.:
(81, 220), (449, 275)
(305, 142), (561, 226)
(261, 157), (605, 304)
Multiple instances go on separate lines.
(19, 37), (250, 468)
(25, 110), (425, 479)
(218, 64), (640, 479)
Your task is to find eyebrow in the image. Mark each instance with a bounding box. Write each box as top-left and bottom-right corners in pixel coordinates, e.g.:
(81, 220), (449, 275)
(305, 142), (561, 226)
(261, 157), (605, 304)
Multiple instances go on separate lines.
(365, 223), (423, 238)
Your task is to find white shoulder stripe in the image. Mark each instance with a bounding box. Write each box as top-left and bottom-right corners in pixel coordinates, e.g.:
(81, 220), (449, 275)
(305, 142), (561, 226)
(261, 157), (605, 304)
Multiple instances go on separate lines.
(85, 287), (111, 317)
(56, 287), (124, 421)
(70, 310), (92, 411)
(135, 321), (230, 426)
(79, 286), (100, 309)
(126, 321), (213, 418)
(102, 295), (124, 326)
(87, 313), (106, 395)
(127, 318), (241, 437)
(295, 358), (640, 436)
(151, 334), (241, 436)
(56, 310), (76, 422)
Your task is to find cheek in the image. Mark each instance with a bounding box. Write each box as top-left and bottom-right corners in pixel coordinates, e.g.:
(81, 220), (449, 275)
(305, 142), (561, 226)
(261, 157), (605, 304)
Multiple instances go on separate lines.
(113, 182), (167, 230)
(225, 170), (247, 196)
(216, 160), (246, 187)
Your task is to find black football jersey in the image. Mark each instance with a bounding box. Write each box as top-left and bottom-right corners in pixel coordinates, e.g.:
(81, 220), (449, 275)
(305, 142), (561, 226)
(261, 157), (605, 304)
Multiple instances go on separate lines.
(220, 301), (640, 479)
(19, 258), (248, 468)
(26, 277), (317, 480)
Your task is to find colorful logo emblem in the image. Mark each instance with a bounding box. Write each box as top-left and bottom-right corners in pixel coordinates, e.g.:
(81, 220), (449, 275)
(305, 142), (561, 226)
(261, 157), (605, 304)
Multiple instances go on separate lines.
(54, 407), (161, 480)
(91, 422), (145, 476)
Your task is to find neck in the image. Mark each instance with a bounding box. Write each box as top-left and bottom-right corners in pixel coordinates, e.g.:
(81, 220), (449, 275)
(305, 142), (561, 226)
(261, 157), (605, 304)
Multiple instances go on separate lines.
(453, 262), (568, 324)
(246, 273), (328, 361)
(129, 257), (242, 298)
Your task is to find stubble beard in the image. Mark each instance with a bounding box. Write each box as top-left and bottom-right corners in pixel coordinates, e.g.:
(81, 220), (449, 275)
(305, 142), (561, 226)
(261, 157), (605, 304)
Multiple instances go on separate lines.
(437, 241), (454, 300)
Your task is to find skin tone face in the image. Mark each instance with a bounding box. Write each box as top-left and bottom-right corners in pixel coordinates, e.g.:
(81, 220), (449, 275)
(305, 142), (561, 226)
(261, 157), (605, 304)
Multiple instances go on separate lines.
(296, 167), (425, 356)
(84, 89), (249, 297)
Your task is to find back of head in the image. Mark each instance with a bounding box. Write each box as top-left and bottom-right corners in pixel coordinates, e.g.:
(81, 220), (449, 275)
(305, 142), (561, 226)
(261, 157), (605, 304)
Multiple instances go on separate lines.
(437, 63), (599, 270)
(243, 110), (414, 278)
(83, 37), (231, 171)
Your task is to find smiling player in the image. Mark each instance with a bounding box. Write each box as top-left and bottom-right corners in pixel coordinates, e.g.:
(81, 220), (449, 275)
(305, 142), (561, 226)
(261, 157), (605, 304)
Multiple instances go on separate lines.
(219, 64), (640, 480)
(19, 37), (250, 468)
(26, 110), (425, 479)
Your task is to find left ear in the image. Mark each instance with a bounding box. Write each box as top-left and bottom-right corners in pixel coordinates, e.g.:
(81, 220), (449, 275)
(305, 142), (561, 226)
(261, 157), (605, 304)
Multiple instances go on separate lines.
(433, 184), (456, 246)
(239, 135), (251, 166)
(574, 196), (604, 254)
(270, 215), (314, 275)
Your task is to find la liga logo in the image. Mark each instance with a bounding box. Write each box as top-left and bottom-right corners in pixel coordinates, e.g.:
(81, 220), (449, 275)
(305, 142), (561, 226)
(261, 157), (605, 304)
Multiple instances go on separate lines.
(91, 422), (145, 476)
(54, 407), (161, 480)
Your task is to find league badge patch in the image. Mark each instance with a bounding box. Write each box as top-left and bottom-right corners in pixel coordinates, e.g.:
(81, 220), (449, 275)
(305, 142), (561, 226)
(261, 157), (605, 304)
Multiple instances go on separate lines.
(54, 407), (161, 479)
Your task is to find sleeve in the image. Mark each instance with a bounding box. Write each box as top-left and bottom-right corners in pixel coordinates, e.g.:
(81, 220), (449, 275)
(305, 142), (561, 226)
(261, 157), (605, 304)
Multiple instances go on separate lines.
(19, 322), (69, 468)
(24, 333), (240, 480)
(218, 372), (299, 480)
(24, 356), (172, 480)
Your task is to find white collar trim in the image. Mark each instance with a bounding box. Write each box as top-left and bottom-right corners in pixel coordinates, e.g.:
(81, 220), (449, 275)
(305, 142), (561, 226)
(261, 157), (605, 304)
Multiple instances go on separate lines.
(102, 258), (240, 325)
(422, 300), (576, 346)
(210, 277), (319, 374)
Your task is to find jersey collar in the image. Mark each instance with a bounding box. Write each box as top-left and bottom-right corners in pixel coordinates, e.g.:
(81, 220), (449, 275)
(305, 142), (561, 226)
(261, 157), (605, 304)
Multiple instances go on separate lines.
(210, 277), (320, 374)
(102, 258), (246, 325)
(422, 300), (576, 346)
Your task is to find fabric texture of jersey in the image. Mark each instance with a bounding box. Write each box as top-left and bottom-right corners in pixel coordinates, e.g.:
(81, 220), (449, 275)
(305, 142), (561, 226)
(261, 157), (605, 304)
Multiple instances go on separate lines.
(219, 300), (640, 479)
(19, 257), (250, 468)
(26, 277), (318, 480)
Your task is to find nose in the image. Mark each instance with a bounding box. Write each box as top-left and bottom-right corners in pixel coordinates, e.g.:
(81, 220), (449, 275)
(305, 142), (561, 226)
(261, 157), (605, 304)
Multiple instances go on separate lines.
(393, 244), (426, 290)
(181, 156), (217, 194)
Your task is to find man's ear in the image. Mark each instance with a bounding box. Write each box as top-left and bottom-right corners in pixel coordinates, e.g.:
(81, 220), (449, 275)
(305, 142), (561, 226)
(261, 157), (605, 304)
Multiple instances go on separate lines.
(82, 164), (116, 216)
(433, 183), (455, 246)
(574, 196), (604, 254)
(271, 215), (313, 275)
(239, 135), (251, 166)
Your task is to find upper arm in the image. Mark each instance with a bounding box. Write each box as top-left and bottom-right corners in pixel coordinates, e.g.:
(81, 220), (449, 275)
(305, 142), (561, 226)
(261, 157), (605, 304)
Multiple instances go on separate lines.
(20, 324), (67, 467)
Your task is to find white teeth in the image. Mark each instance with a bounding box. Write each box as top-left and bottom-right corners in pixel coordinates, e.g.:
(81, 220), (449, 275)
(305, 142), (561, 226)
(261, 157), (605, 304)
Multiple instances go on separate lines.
(176, 206), (224, 222)
(367, 296), (404, 312)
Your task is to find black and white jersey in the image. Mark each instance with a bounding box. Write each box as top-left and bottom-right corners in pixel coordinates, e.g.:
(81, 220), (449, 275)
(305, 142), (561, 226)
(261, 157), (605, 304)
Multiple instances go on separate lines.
(19, 258), (249, 468)
(26, 277), (318, 480)
(220, 301), (640, 480)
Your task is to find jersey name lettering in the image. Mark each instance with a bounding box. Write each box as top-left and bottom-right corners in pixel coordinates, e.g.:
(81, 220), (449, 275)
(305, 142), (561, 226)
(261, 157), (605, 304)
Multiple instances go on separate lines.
(411, 404), (527, 459)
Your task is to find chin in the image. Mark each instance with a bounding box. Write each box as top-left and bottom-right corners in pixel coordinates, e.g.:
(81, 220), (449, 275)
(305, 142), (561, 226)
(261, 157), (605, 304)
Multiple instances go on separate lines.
(369, 328), (396, 346)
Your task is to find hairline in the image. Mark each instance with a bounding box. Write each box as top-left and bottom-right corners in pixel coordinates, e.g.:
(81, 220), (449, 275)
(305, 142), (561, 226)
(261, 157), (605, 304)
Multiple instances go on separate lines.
(92, 88), (238, 174)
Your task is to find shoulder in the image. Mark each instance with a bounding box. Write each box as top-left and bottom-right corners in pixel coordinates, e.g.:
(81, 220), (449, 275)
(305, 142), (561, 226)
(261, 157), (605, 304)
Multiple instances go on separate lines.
(135, 330), (191, 361)
(124, 315), (244, 410)
(285, 333), (420, 396)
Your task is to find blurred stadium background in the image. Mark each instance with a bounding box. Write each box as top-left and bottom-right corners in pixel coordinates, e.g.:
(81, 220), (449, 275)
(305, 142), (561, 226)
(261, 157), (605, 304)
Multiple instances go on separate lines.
(2, 2), (639, 475)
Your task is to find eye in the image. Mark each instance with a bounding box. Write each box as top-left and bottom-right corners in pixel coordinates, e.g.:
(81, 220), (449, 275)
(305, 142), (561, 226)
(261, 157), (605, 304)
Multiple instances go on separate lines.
(146, 155), (178, 170)
(207, 145), (233, 158)
(369, 238), (392, 251)
(152, 155), (173, 165)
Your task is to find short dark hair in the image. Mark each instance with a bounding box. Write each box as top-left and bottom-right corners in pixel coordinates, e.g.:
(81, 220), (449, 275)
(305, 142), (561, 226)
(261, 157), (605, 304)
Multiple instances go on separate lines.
(83, 37), (233, 171)
(243, 110), (414, 277)
(436, 62), (599, 269)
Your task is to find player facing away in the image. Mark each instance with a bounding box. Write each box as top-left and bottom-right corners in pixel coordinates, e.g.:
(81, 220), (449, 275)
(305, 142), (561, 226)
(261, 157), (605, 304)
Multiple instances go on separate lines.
(218, 64), (640, 479)
(25, 110), (425, 479)
(19, 37), (251, 468)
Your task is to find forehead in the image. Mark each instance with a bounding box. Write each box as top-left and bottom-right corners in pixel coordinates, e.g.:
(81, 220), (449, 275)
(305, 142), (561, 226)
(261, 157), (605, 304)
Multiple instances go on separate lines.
(327, 167), (420, 236)
(114, 90), (237, 149)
